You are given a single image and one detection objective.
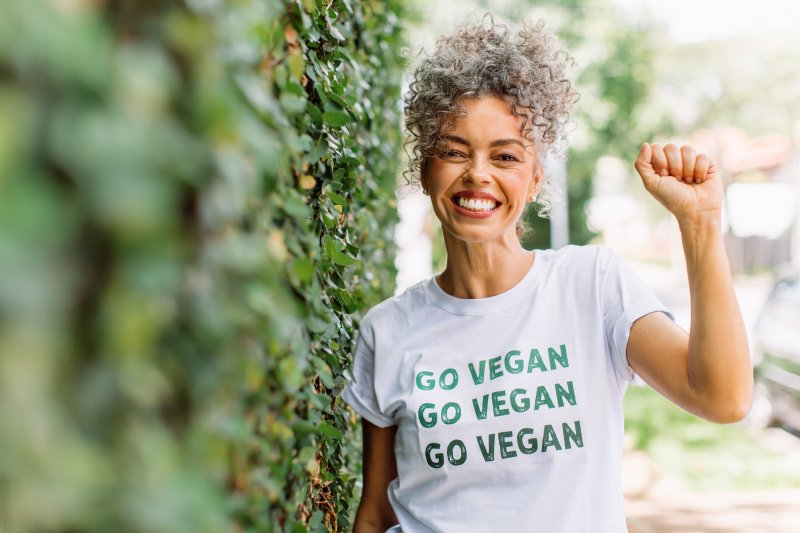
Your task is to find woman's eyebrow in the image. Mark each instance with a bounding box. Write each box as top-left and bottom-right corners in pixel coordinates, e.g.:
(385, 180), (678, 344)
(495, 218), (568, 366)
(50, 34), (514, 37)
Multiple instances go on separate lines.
(441, 134), (471, 146)
(490, 139), (526, 148)
(441, 134), (525, 148)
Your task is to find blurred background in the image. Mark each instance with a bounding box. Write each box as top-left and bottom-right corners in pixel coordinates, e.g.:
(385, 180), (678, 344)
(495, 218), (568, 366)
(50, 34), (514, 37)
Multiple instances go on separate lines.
(2, 0), (798, 531)
(396, 0), (800, 531)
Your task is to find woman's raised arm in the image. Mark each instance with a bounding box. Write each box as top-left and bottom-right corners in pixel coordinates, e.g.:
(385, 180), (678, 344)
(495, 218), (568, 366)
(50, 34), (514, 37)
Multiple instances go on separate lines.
(626, 143), (752, 423)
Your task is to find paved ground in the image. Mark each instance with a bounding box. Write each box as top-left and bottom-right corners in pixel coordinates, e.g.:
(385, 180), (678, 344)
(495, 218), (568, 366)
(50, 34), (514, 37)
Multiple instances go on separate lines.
(622, 434), (800, 533)
(620, 262), (800, 532)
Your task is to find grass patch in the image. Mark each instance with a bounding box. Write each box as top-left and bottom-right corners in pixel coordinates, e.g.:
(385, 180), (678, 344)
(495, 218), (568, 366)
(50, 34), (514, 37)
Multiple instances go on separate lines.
(623, 385), (800, 492)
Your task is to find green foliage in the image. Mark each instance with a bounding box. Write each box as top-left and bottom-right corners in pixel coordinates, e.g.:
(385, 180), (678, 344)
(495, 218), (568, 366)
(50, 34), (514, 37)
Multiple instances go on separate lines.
(624, 386), (800, 492)
(0, 0), (406, 531)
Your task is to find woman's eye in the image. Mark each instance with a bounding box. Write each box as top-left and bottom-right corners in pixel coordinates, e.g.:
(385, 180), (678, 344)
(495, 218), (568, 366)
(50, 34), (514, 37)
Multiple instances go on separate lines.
(439, 150), (463, 158)
(497, 154), (519, 162)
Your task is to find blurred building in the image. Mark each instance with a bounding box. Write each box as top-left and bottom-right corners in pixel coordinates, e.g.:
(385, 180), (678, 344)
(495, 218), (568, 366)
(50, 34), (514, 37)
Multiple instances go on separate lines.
(690, 127), (798, 274)
(589, 126), (800, 276)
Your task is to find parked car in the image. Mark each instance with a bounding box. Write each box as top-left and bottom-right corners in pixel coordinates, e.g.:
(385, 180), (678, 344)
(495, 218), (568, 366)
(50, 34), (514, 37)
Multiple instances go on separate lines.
(747, 272), (800, 433)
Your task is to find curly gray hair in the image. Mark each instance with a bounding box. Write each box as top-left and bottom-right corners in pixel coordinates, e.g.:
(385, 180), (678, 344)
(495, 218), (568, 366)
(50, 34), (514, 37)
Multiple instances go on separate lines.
(402, 14), (578, 218)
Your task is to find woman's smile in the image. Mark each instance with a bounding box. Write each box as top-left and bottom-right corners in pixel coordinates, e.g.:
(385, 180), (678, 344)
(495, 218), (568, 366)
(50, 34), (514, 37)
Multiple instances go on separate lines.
(450, 190), (501, 217)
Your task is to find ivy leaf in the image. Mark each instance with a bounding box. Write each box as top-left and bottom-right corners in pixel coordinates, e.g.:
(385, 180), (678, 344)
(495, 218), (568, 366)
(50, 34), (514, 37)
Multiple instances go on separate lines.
(306, 103), (323, 126)
(291, 258), (315, 284)
(288, 50), (305, 80)
(308, 315), (330, 333)
(327, 191), (347, 213)
(299, 174), (317, 190)
(300, 0), (317, 14)
(328, 93), (352, 110)
(282, 192), (312, 218)
(334, 289), (357, 313)
(331, 251), (356, 266)
(324, 235), (358, 266)
(329, 26), (345, 42)
(322, 110), (351, 127)
(318, 422), (343, 440)
(312, 356), (334, 388)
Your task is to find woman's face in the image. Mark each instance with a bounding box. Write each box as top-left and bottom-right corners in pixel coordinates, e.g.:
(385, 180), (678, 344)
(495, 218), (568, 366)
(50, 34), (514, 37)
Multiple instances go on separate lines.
(422, 95), (543, 246)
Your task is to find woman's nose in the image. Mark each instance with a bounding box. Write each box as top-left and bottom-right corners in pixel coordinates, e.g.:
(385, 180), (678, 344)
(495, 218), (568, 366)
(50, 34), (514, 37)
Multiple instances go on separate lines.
(462, 157), (492, 184)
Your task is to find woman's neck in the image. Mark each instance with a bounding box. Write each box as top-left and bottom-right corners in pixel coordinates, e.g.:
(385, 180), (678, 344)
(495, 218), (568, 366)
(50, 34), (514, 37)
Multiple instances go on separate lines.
(435, 234), (535, 299)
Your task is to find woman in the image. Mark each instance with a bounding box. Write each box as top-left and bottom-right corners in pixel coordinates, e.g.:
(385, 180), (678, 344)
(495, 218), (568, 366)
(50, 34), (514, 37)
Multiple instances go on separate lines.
(341, 15), (752, 533)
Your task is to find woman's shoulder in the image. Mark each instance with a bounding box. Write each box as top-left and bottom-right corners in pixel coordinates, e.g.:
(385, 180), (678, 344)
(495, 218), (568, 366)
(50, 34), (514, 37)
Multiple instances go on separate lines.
(358, 279), (428, 333)
(542, 244), (623, 291)
(545, 243), (616, 266)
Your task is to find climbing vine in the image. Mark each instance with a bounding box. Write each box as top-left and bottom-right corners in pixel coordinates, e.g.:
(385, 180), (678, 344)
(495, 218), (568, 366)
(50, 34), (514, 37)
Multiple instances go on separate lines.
(0, 0), (406, 531)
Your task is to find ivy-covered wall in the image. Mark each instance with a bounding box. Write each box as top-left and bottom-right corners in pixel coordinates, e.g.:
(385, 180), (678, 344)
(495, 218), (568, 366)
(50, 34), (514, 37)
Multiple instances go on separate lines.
(0, 0), (406, 531)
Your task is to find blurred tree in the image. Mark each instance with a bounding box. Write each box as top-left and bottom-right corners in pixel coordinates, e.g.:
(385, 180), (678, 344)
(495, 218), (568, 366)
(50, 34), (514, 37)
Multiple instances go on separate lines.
(654, 32), (800, 137)
(517, 0), (672, 248)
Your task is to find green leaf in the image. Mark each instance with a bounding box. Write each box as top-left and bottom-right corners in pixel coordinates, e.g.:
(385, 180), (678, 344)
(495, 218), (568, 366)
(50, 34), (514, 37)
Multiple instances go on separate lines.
(313, 356), (334, 388)
(279, 92), (307, 115)
(328, 93), (352, 110)
(322, 110), (351, 127)
(282, 191), (312, 218)
(292, 420), (318, 437)
(291, 258), (315, 284)
(306, 102), (323, 126)
(329, 26), (345, 42)
(334, 289), (357, 313)
(309, 509), (325, 531)
(331, 251), (356, 266)
(308, 315), (330, 333)
(327, 191), (347, 210)
(318, 422), (343, 440)
(288, 51), (305, 80)
(298, 446), (316, 463)
(324, 235), (360, 267)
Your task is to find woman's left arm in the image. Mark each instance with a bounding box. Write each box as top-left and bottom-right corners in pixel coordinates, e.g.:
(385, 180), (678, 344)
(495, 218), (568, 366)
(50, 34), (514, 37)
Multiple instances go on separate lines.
(625, 143), (753, 424)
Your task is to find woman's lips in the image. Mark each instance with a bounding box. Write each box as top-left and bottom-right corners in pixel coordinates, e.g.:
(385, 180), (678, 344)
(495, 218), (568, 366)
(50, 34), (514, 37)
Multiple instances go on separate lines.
(450, 195), (500, 218)
(452, 190), (500, 203)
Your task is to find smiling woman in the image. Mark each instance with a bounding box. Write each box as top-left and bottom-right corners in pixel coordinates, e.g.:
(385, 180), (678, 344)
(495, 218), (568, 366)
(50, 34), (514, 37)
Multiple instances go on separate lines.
(422, 96), (541, 248)
(341, 12), (752, 533)
(403, 15), (576, 220)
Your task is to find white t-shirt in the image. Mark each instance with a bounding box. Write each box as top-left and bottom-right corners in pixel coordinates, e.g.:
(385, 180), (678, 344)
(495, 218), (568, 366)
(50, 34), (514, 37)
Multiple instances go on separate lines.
(341, 244), (675, 533)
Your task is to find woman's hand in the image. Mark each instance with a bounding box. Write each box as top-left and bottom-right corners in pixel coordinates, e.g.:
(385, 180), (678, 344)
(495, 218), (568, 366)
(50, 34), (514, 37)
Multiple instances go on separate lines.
(634, 143), (724, 224)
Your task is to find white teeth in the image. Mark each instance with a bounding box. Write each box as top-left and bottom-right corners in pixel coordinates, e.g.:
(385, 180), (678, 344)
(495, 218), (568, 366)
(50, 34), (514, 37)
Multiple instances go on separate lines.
(456, 197), (497, 212)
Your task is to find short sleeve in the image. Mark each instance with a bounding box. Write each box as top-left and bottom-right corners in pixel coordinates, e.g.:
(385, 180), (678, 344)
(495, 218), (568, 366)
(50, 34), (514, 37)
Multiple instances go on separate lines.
(601, 249), (676, 387)
(340, 319), (396, 427)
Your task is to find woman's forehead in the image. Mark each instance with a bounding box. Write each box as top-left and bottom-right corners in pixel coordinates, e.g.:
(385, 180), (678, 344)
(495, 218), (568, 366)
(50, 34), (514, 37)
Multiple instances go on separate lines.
(441, 95), (531, 139)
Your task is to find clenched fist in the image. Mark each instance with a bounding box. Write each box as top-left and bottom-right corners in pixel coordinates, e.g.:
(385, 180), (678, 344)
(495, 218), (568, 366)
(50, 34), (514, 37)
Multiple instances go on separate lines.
(634, 143), (724, 223)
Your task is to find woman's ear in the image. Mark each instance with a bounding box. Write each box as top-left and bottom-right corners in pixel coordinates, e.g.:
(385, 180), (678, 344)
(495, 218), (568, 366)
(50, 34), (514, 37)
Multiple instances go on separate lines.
(527, 165), (544, 202)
